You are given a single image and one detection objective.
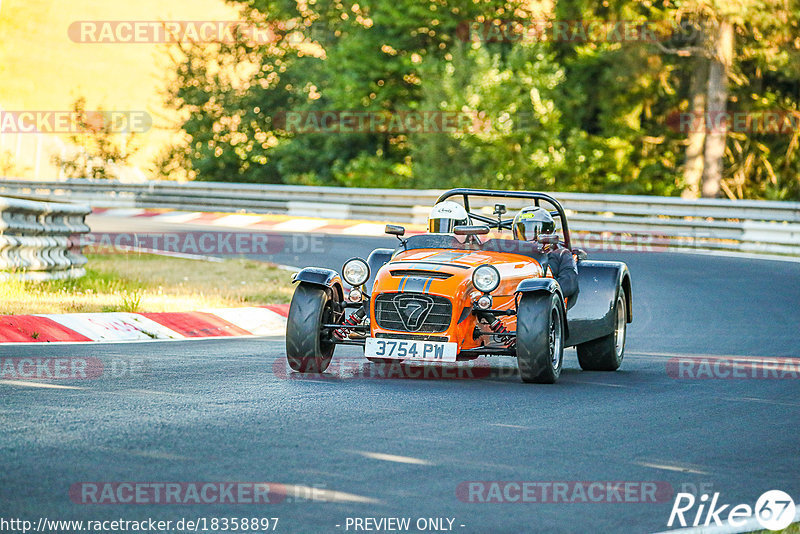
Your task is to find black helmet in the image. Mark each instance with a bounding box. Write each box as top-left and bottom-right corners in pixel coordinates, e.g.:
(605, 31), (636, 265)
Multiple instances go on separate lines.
(512, 206), (556, 242)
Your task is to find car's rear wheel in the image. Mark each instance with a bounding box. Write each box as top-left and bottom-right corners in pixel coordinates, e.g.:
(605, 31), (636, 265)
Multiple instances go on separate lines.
(576, 292), (627, 371)
(516, 292), (564, 384)
(286, 283), (336, 373)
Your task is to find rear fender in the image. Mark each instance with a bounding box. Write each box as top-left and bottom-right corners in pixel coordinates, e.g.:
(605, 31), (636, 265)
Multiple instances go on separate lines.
(565, 261), (631, 346)
(292, 267), (344, 303)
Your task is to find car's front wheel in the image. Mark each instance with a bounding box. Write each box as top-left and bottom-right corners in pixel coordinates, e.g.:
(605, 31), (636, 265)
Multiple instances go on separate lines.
(576, 292), (627, 371)
(516, 292), (564, 384)
(286, 283), (336, 373)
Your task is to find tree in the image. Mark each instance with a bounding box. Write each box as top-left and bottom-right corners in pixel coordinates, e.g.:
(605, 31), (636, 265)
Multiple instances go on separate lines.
(158, 0), (800, 200)
(52, 97), (139, 180)
(701, 19), (733, 197)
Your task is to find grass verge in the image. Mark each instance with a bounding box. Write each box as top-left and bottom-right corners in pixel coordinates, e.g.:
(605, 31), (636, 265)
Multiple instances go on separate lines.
(749, 523), (799, 533)
(1, 253), (294, 315)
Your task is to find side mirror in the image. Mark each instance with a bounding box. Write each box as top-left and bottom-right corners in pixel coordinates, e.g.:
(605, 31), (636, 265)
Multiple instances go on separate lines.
(493, 204), (507, 216)
(385, 224), (405, 236)
(454, 225), (490, 236)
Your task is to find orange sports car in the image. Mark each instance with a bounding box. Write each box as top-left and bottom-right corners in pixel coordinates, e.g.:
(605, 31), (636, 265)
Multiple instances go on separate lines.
(285, 189), (632, 383)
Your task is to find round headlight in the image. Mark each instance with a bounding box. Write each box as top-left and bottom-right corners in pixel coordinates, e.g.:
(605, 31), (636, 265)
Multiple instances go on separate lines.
(342, 258), (370, 286)
(348, 288), (363, 302)
(476, 295), (493, 309)
(472, 265), (500, 293)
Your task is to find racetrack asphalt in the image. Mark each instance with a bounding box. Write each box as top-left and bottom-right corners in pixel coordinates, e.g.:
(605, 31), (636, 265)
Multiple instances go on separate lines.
(1, 215), (798, 533)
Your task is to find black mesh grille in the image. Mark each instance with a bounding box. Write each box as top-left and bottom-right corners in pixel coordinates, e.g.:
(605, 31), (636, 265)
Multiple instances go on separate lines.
(374, 293), (452, 333)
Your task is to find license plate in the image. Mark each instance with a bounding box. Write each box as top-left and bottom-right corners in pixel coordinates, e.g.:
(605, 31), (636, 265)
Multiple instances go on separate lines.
(364, 338), (457, 362)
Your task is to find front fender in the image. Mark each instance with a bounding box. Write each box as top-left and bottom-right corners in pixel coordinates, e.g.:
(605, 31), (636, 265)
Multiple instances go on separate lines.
(514, 278), (568, 339)
(292, 267), (344, 302)
(515, 278), (565, 301)
(365, 248), (394, 296)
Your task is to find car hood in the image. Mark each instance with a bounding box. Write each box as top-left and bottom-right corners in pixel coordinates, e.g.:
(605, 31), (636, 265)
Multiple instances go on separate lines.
(372, 248), (544, 299)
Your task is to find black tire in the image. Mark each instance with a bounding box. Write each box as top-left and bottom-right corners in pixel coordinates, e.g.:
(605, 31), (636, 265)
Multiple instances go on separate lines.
(576, 291), (627, 371)
(516, 292), (565, 384)
(286, 284), (336, 373)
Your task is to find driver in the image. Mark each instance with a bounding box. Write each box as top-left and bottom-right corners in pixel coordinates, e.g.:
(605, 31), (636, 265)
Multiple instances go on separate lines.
(512, 206), (578, 299)
(428, 201), (469, 234)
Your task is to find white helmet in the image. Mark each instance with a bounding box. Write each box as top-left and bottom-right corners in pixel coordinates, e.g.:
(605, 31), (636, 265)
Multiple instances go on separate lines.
(428, 201), (469, 234)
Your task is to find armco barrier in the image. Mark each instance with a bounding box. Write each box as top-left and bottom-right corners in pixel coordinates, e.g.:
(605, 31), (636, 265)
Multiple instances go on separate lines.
(0, 195), (91, 280)
(1, 178), (799, 256)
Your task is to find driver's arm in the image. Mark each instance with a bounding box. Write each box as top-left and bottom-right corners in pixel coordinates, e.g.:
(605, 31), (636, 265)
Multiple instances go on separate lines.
(550, 247), (578, 298)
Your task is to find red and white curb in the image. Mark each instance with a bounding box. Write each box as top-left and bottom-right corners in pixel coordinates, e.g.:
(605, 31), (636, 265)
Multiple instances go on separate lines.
(91, 208), (426, 237)
(0, 305), (288, 344)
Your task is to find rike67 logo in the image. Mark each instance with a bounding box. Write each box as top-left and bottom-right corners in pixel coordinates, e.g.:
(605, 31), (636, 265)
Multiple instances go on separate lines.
(668, 490), (796, 530)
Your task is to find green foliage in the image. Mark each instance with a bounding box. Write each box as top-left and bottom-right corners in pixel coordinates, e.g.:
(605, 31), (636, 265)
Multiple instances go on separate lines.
(158, 0), (800, 199)
(52, 97), (139, 180)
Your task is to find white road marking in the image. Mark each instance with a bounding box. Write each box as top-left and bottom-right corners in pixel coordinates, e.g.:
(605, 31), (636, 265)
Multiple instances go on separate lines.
(152, 211), (203, 223)
(0, 380), (85, 390)
(634, 461), (710, 475)
(44, 312), (185, 342)
(0, 335), (268, 346)
(150, 211), (203, 223)
(270, 219), (328, 232)
(206, 307), (287, 336)
(341, 223), (387, 236)
(98, 209), (145, 217)
(350, 450), (434, 466)
(210, 214), (266, 227)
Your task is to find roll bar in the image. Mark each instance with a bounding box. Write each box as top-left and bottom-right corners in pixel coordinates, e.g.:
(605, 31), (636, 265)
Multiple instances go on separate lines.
(434, 188), (571, 250)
